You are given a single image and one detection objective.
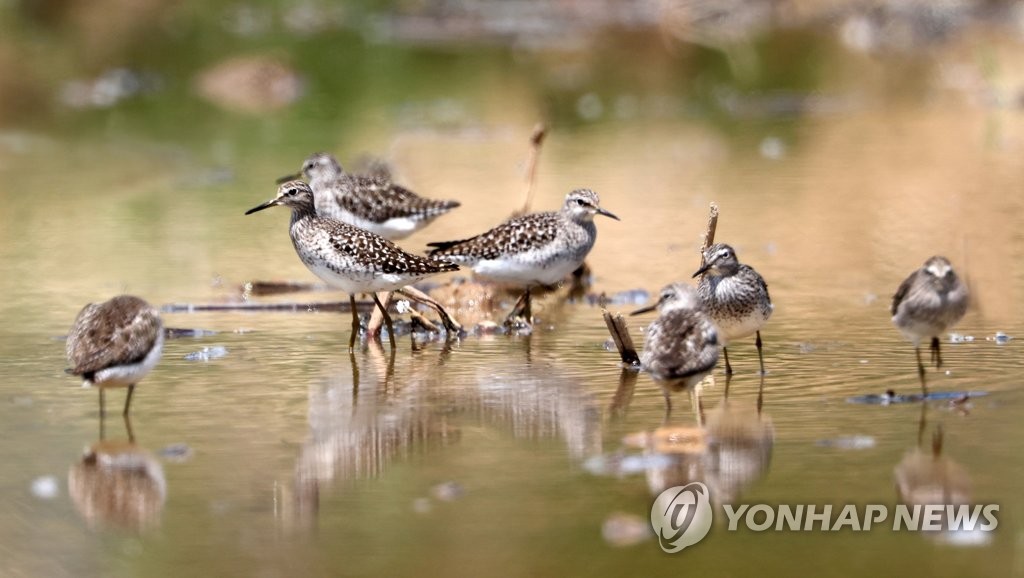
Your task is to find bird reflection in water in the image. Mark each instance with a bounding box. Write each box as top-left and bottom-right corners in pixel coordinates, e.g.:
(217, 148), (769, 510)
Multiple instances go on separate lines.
(647, 376), (773, 502)
(280, 343), (603, 530)
(893, 405), (988, 545)
(67, 415), (166, 532)
(282, 340), (459, 530)
(607, 373), (773, 503)
(470, 360), (603, 460)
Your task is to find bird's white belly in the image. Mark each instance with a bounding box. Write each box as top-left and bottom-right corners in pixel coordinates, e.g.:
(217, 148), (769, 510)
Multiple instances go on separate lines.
(893, 316), (946, 346)
(472, 252), (578, 286)
(713, 309), (771, 344)
(306, 261), (420, 293)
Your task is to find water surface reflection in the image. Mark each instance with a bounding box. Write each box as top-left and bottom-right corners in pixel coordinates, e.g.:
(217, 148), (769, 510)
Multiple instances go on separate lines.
(286, 340), (605, 530)
(67, 417), (166, 533)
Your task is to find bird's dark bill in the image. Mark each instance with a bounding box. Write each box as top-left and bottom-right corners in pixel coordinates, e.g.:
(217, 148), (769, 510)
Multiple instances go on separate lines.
(629, 304), (658, 316)
(597, 208), (620, 221)
(245, 199), (279, 215)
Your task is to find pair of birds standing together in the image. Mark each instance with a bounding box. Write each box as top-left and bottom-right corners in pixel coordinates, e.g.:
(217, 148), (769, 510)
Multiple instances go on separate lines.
(631, 243), (773, 397)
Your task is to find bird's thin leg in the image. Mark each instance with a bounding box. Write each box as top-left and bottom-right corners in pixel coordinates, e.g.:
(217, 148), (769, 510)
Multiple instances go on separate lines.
(366, 291), (394, 338)
(915, 346), (928, 398)
(99, 402), (106, 440)
(349, 294), (359, 352)
(917, 401), (928, 447)
(692, 387), (705, 427)
(931, 336), (942, 369)
(122, 384), (135, 416)
(350, 349), (360, 410)
(99, 388), (106, 419)
(756, 374), (765, 415)
(931, 424), (944, 457)
(723, 346), (734, 375)
(385, 342), (397, 392)
(523, 287), (532, 321)
(755, 331), (766, 375)
(662, 391), (673, 425)
(123, 413), (136, 444)
(372, 293), (397, 350)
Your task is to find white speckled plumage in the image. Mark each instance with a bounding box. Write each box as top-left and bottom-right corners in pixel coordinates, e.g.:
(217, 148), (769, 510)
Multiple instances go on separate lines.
(427, 189), (617, 286)
(694, 243), (772, 374)
(246, 180), (458, 348)
(427, 189), (618, 323)
(287, 152), (460, 240)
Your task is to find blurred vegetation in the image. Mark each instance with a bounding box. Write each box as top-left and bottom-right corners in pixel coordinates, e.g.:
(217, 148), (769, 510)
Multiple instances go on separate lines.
(0, 0), (1022, 157)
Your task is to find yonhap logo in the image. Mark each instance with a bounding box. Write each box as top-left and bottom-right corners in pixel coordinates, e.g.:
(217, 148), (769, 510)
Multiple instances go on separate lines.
(650, 482), (713, 553)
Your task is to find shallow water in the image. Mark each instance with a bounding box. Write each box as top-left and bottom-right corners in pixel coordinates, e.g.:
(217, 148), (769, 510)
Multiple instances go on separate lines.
(3, 18), (1024, 578)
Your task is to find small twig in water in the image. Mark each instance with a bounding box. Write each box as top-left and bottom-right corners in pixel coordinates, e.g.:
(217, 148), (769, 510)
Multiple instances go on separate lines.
(697, 201), (720, 276)
(512, 123), (547, 218)
(602, 310), (640, 366)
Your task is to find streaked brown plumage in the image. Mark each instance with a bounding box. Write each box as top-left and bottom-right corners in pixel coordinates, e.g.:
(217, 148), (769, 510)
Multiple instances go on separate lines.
(632, 283), (720, 389)
(66, 295), (164, 416)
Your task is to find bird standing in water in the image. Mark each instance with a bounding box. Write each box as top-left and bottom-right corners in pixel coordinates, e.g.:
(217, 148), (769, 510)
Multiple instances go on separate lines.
(427, 189), (618, 326)
(66, 295), (164, 417)
(891, 255), (969, 394)
(693, 243), (773, 375)
(246, 180), (459, 350)
(632, 283), (720, 412)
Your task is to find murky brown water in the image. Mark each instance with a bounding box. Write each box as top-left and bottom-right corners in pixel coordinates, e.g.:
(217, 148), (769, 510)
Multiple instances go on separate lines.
(2, 29), (1024, 578)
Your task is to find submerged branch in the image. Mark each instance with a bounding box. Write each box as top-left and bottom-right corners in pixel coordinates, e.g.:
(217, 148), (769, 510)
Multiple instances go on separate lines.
(241, 280), (328, 297)
(162, 300), (375, 314)
(602, 310), (640, 366)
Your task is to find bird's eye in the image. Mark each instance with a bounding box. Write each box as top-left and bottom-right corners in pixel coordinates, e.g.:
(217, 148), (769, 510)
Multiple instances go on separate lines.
(286, 188), (297, 196)
(576, 198), (587, 206)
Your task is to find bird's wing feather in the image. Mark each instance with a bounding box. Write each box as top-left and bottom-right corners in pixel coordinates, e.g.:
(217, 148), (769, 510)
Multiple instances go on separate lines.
(427, 212), (560, 260)
(66, 298), (161, 376)
(646, 312), (718, 379)
(315, 221), (458, 275)
(332, 176), (458, 223)
(891, 270), (917, 316)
